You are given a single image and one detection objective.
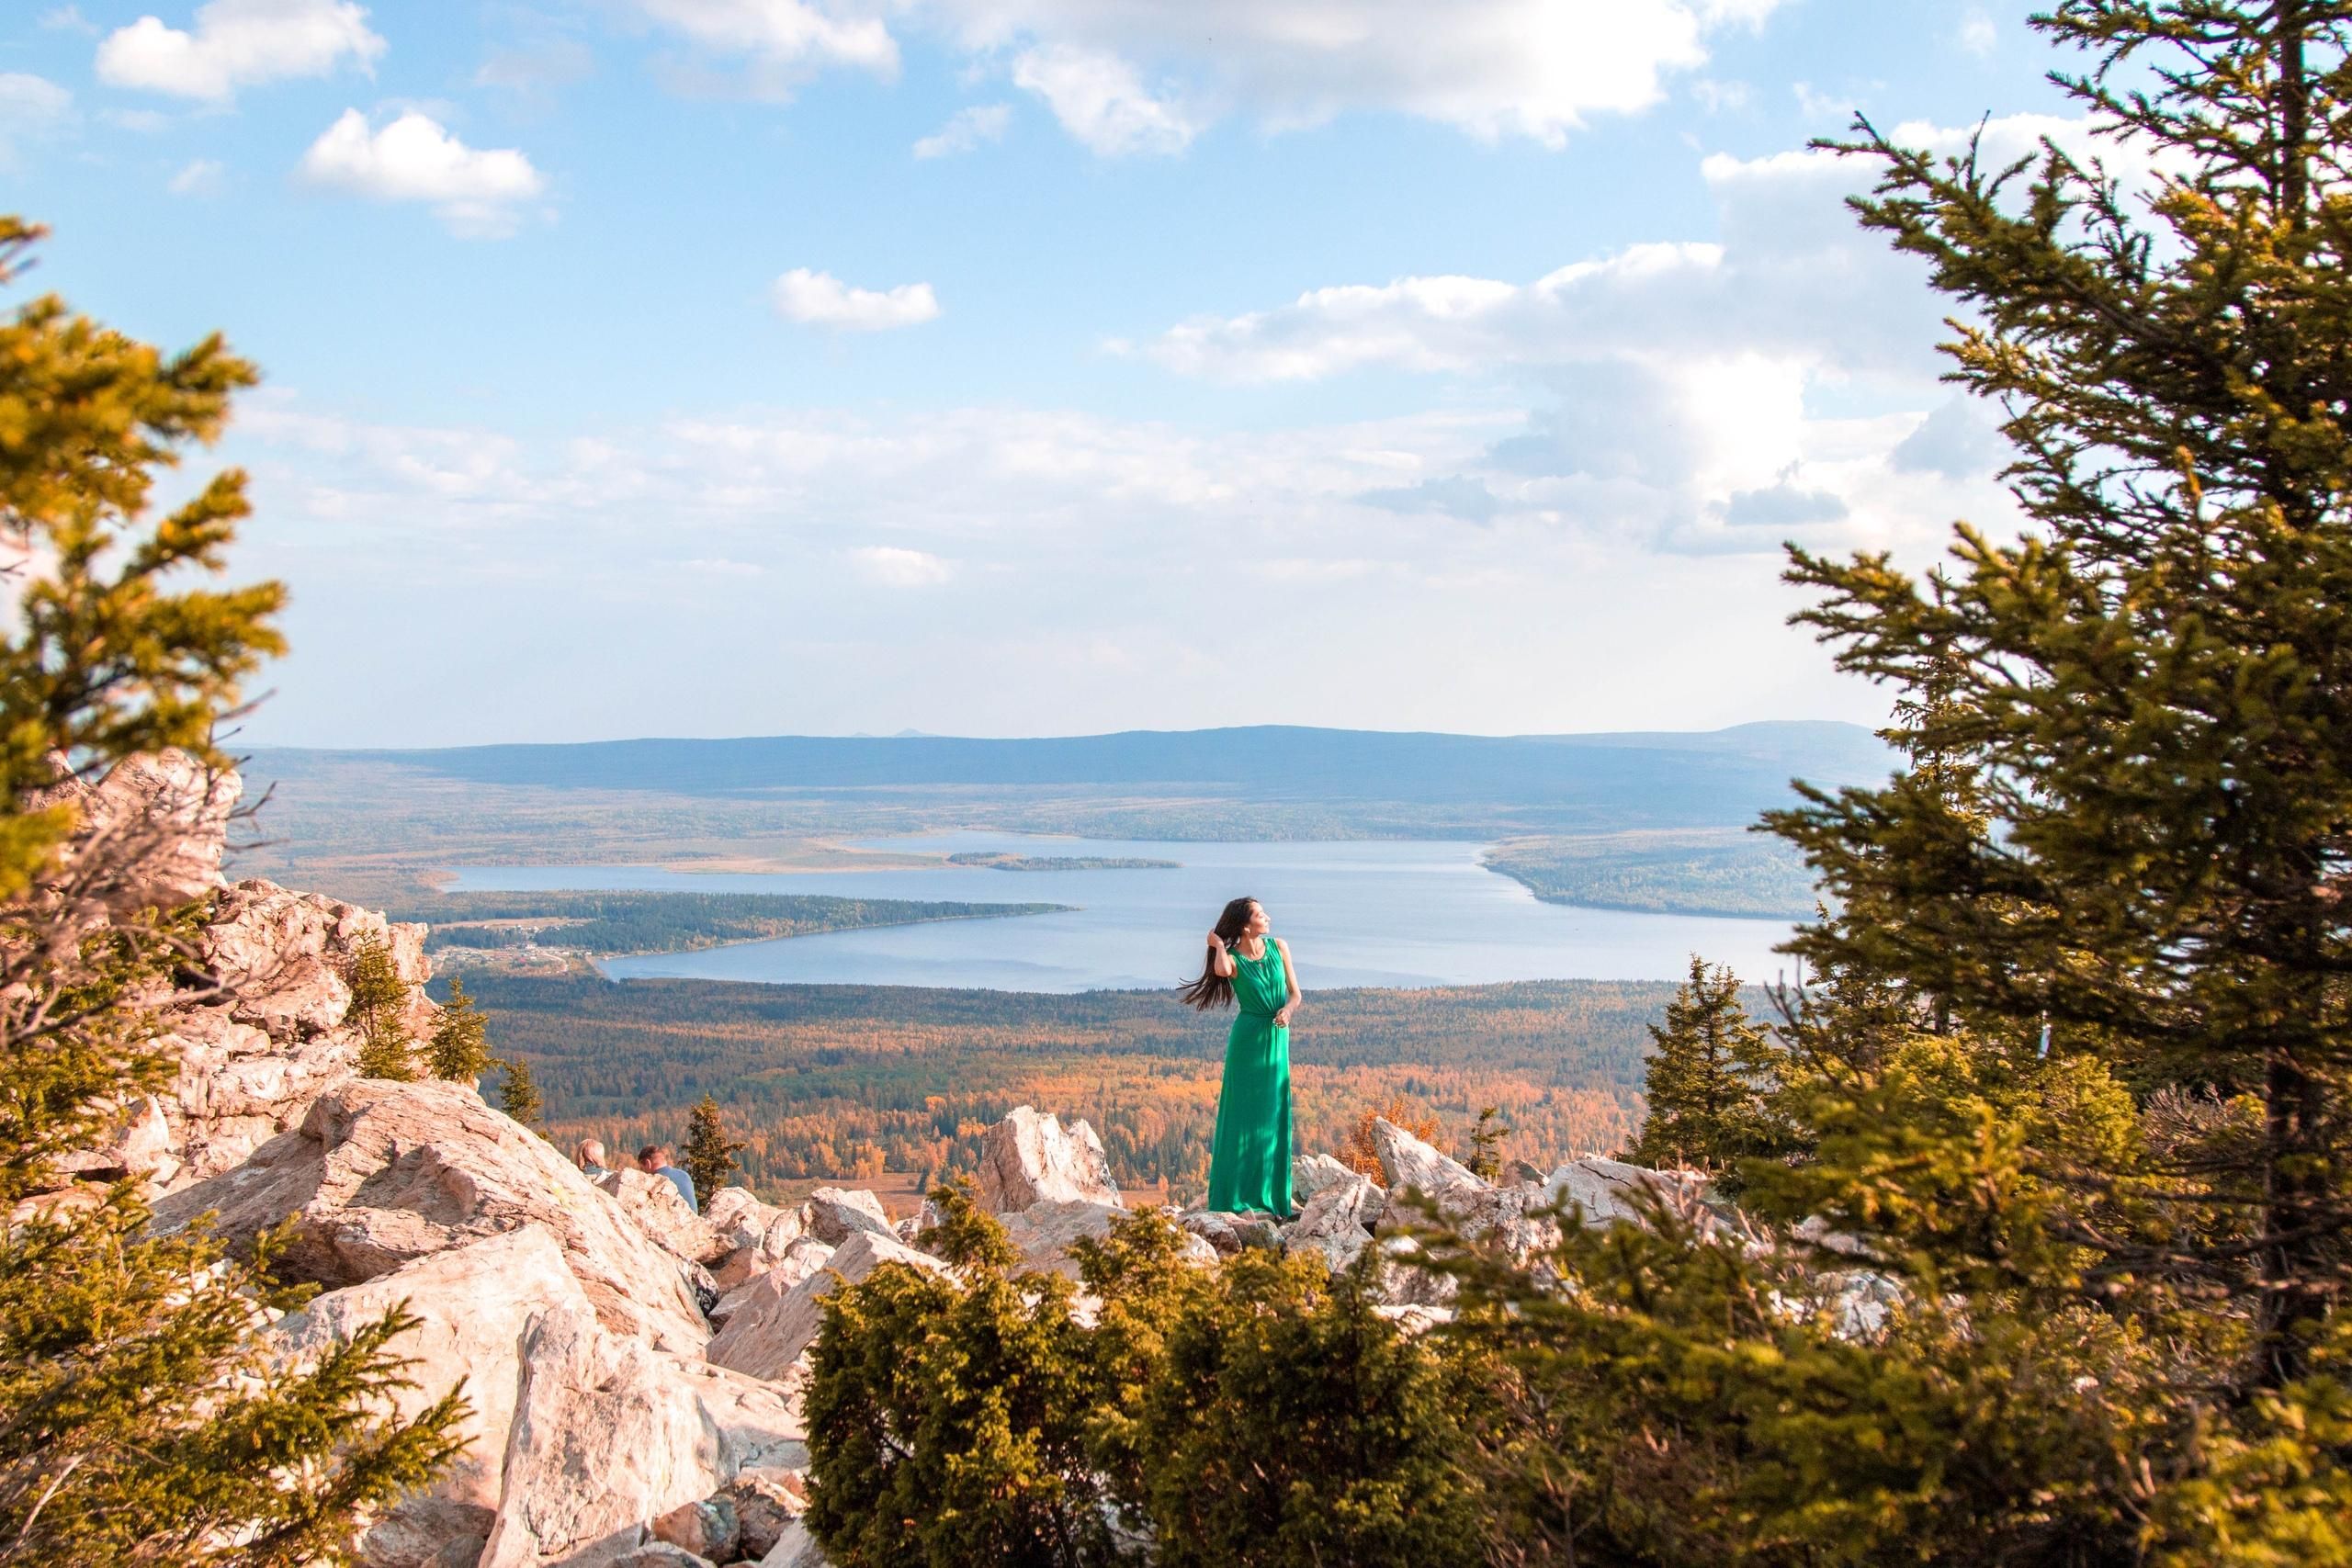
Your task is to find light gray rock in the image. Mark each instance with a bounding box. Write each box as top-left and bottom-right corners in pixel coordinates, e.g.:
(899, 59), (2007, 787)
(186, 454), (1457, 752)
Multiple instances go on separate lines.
(1372, 1119), (1563, 1264)
(650, 1496), (739, 1563)
(758, 1521), (831, 1568)
(27, 749), (237, 913)
(273, 1228), (587, 1568)
(1001, 1199), (1214, 1280)
(476, 1306), (800, 1568)
(141, 877), (437, 1192)
(1176, 1209), (1242, 1256)
(1373, 1234), (1459, 1309)
(154, 1078), (709, 1352)
(1370, 1117), (1484, 1203)
(1542, 1156), (1702, 1229)
(707, 1230), (949, 1382)
(275, 1226), (798, 1568)
(1374, 1303), (1455, 1337)
(803, 1187), (894, 1246)
(710, 1237), (835, 1329)
(1290, 1152), (1357, 1204)
(1280, 1172), (1385, 1271)
(974, 1106), (1121, 1213)
(601, 1168), (729, 1265)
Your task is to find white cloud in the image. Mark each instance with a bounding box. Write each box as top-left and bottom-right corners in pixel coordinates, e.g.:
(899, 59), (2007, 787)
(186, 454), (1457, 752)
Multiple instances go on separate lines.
(913, 101), (1010, 158)
(298, 110), (546, 237)
(1117, 115), (2139, 554)
(628, 0), (897, 96)
(220, 390), (1897, 745)
(0, 73), (74, 165)
(40, 6), (98, 34)
(849, 546), (953, 586)
(168, 155), (224, 194)
(1956, 7), (1996, 57)
(772, 268), (941, 330)
(96, 0), (384, 103)
(932, 0), (1782, 149)
(0, 73), (73, 128)
(1011, 44), (1198, 156)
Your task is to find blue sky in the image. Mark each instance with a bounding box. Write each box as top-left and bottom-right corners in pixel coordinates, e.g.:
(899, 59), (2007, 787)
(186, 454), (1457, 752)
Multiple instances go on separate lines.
(4, 2), (2084, 746)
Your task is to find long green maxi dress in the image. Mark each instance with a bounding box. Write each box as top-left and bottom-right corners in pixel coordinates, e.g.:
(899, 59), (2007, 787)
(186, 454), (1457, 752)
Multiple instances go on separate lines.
(1205, 939), (1294, 1215)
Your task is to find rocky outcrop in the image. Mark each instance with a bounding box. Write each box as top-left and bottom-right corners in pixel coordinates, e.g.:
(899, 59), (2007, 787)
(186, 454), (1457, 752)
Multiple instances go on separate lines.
(707, 1230), (949, 1384)
(1291, 1151), (1357, 1204)
(1370, 1118), (1564, 1263)
(974, 1106), (1120, 1212)
(156, 1079), (710, 1353)
(475, 1307), (799, 1567)
(600, 1169), (729, 1266)
(153, 876), (434, 1192)
(802, 1187), (894, 1246)
(28, 749), (239, 913)
(1281, 1171), (1385, 1271)
(1541, 1153), (1704, 1228)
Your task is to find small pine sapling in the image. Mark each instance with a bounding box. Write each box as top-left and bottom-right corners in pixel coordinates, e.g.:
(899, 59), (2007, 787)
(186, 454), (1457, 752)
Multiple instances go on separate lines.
(496, 1056), (544, 1133)
(680, 1094), (746, 1212)
(344, 931), (415, 1081)
(423, 976), (494, 1085)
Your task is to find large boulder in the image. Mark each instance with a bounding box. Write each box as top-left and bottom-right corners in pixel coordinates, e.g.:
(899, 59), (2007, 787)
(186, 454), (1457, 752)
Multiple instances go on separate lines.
(997, 1199), (1213, 1280)
(974, 1106), (1120, 1213)
(27, 749), (238, 912)
(705, 1189), (815, 1290)
(758, 1523), (831, 1568)
(155, 1079), (709, 1352)
(150, 878), (435, 1191)
(1542, 1155), (1702, 1228)
(1371, 1118), (1563, 1263)
(1281, 1171), (1385, 1271)
(273, 1227), (799, 1568)
(1291, 1152), (1358, 1205)
(707, 1230), (948, 1383)
(803, 1187), (894, 1246)
(476, 1308), (800, 1568)
(273, 1229), (585, 1567)
(600, 1168), (729, 1265)
(710, 1236), (836, 1329)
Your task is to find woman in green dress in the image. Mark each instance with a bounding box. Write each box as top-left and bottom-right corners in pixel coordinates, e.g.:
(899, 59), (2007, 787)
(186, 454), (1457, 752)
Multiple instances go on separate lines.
(1181, 896), (1303, 1217)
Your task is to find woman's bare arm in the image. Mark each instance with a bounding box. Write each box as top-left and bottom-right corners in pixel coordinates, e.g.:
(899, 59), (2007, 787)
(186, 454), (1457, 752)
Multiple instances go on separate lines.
(1206, 931), (1237, 978)
(1272, 937), (1301, 1026)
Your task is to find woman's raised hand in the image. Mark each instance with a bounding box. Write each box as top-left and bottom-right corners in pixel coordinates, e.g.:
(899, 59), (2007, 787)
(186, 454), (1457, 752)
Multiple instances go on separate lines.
(1206, 931), (1227, 950)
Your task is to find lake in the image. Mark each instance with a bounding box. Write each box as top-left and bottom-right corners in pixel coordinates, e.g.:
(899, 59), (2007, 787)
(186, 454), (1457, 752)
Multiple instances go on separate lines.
(447, 833), (1799, 993)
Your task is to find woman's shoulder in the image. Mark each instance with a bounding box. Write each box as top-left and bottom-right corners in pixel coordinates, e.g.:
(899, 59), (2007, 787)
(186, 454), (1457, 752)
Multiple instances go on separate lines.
(1271, 934), (1291, 952)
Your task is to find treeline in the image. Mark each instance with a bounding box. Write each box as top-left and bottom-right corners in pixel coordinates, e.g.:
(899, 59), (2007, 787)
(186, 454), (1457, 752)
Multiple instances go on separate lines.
(393, 890), (1067, 956)
(1485, 829), (1821, 919)
(448, 975), (1669, 1201)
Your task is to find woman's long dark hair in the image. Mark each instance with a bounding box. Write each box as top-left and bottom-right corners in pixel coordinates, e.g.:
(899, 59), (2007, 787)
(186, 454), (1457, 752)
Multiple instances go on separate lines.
(1179, 897), (1260, 1010)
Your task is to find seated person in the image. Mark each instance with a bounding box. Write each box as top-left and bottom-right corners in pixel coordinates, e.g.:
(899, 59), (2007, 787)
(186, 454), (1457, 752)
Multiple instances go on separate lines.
(638, 1143), (696, 1210)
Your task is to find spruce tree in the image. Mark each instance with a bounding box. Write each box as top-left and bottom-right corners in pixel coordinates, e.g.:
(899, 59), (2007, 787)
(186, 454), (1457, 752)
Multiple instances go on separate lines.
(681, 1093), (745, 1212)
(1766, 0), (2352, 1390)
(0, 216), (463, 1563)
(496, 1055), (544, 1132)
(1626, 955), (1774, 1179)
(1430, 7), (2352, 1561)
(423, 976), (492, 1086)
(344, 932), (413, 1081)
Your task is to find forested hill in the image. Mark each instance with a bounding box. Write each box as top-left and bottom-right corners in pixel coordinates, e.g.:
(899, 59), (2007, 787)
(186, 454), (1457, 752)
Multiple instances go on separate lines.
(250, 720), (1892, 827)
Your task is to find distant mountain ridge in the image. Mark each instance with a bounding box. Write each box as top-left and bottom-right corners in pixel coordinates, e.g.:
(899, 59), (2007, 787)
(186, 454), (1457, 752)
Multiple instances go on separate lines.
(247, 720), (1894, 828)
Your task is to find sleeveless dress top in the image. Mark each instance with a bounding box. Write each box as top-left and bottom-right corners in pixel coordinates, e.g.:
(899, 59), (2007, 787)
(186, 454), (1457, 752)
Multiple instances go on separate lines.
(1205, 938), (1295, 1215)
